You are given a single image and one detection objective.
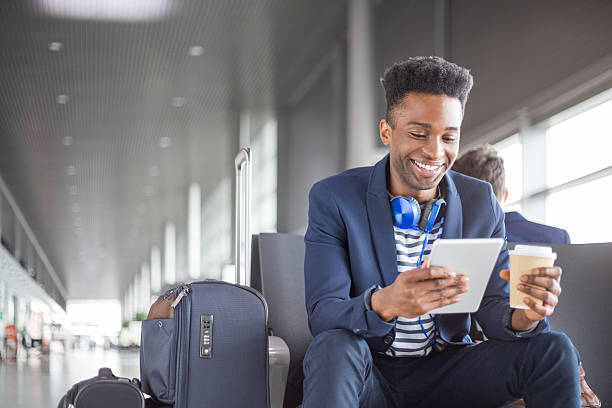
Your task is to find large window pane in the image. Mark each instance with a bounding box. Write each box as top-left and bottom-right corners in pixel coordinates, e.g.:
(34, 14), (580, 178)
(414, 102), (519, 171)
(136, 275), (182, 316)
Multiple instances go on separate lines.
(546, 96), (612, 188)
(545, 175), (612, 243)
(494, 134), (522, 205)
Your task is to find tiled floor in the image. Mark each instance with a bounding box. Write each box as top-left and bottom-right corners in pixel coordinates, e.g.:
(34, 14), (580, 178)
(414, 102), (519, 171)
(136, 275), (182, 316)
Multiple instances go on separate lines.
(0, 348), (140, 408)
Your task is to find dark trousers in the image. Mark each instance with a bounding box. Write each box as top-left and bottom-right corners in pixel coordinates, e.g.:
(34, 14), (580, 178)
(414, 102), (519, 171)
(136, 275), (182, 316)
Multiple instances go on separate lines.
(302, 329), (580, 408)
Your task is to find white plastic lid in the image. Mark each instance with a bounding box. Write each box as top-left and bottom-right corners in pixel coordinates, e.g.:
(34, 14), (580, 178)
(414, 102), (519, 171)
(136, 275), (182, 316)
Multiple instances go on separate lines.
(509, 244), (557, 259)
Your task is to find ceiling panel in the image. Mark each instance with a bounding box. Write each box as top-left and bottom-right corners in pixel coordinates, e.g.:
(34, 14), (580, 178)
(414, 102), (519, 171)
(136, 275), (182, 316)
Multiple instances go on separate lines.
(0, 0), (347, 299)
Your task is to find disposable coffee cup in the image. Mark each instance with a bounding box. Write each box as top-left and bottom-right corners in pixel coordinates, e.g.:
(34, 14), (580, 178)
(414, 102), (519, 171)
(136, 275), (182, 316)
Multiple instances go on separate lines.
(508, 245), (557, 309)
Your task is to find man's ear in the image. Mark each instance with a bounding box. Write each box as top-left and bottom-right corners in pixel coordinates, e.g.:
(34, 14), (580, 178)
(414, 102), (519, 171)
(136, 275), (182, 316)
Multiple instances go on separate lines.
(380, 119), (392, 146)
(504, 188), (509, 204)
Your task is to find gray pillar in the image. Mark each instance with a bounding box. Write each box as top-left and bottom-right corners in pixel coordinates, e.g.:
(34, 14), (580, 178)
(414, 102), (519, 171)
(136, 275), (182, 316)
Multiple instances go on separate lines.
(519, 108), (547, 223)
(433, 0), (449, 58)
(347, 0), (377, 169)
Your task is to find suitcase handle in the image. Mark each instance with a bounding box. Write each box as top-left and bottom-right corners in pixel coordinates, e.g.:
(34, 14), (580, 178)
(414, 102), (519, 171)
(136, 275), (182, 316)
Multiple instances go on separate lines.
(234, 148), (251, 286)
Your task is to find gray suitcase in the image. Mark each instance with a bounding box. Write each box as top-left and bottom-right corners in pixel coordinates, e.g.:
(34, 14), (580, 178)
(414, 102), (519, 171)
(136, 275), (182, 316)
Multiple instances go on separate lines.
(140, 148), (270, 408)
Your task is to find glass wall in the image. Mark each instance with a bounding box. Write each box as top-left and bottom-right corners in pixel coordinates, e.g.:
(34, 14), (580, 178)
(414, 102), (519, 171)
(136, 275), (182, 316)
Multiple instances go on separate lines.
(493, 89), (612, 243)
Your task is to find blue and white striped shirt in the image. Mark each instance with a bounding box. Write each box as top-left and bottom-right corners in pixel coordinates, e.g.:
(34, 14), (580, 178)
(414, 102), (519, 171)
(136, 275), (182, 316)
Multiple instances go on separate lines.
(386, 219), (446, 357)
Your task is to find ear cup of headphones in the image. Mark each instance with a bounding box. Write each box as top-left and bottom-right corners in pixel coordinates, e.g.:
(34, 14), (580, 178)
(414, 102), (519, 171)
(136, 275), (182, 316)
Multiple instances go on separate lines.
(390, 196), (421, 229)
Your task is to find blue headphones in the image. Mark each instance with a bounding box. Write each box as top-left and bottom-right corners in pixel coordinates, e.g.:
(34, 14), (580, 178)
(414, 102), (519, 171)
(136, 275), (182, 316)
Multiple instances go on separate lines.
(390, 195), (446, 233)
(390, 193), (446, 350)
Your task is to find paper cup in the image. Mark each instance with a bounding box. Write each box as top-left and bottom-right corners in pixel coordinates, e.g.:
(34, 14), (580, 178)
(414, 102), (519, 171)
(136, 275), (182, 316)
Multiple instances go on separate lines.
(509, 245), (556, 309)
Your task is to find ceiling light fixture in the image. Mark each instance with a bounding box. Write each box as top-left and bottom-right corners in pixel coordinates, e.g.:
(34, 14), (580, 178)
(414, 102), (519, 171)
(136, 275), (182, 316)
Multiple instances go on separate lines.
(149, 165), (160, 177)
(69, 185), (78, 195)
(72, 203), (80, 213)
(188, 46), (204, 56)
(56, 94), (68, 104)
(49, 42), (63, 51)
(159, 137), (171, 148)
(143, 185), (154, 197)
(62, 136), (73, 146)
(36, 0), (173, 22)
(67, 165), (76, 175)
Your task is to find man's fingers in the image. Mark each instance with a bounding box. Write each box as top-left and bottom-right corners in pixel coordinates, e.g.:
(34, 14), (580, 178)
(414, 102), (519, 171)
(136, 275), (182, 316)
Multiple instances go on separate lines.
(524, 298), (554, 317)
(519, 275), (562, 296)
(423, 284), (468, 303)
(418, 275), (468, 291)
(517, 284), (558, 306)
(532, 266), (562, 281)
(422, 295), (462, 312)
(407, 265), (456, 282)
(499, 269), (510, 282)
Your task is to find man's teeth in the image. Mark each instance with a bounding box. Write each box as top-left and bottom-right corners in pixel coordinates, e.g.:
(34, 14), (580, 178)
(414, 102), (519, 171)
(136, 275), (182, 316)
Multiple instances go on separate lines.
(413, 160), (442, 171)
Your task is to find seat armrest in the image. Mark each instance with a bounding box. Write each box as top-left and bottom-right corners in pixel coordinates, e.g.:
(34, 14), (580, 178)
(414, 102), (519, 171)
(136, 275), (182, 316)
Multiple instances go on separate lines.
(268, 335), (290, 408)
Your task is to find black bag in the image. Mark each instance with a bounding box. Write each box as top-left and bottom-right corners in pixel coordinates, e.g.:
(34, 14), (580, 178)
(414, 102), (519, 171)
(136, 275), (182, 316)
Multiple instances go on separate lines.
(57, 367), (145, 408)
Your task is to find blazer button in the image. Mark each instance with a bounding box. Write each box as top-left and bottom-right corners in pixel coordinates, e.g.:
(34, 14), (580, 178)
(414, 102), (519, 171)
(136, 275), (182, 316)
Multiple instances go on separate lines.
(383, 335), (393, 345)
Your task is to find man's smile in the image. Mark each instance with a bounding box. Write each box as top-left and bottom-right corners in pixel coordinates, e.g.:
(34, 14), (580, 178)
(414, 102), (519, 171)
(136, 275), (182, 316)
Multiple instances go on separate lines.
(409, 159), (445, 177)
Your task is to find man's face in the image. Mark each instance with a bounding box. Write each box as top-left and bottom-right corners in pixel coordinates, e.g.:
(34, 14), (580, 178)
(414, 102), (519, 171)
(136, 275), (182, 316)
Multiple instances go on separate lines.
(380, 92), (463, 201)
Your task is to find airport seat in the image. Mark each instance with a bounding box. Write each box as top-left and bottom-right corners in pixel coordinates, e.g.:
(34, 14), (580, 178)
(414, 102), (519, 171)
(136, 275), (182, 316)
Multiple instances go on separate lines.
(251, 233), (312, 408)
(252, 234), (609, 406)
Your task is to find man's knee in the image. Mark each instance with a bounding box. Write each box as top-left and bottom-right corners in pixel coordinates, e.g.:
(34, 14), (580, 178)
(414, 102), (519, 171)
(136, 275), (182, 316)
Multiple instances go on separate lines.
(529, 331), (579, 367)
(304, 329), (371, 369)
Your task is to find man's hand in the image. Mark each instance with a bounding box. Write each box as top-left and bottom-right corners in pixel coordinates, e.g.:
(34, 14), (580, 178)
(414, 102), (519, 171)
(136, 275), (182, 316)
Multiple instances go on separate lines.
(371, 259), (469, 321)
(499, 267), (562, 331)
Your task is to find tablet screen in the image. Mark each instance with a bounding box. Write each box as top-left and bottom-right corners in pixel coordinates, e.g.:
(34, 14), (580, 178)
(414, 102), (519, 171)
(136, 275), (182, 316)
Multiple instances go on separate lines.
(428, 238), (504, 314)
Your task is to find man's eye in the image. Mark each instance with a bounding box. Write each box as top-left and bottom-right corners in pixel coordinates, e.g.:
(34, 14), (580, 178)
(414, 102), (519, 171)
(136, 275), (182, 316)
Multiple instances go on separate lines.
(409, 132), (426, 138)
(443, 136), (458, 142)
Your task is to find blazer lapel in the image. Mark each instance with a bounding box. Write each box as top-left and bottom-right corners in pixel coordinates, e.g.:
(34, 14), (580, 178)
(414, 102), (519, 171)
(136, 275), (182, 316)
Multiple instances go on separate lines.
(441, 172), (463, 239)
(366, 156), (398, 287)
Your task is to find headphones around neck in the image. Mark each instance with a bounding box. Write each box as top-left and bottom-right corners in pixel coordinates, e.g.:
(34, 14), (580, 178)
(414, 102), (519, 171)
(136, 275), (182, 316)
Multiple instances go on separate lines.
(390, 195), (446, 232)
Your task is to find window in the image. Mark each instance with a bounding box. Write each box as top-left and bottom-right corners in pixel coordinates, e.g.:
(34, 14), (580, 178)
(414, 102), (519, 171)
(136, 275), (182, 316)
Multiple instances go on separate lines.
(546, 175), (612, 244)
(546, 97), (612, 188)
(493, 134), (522, 209)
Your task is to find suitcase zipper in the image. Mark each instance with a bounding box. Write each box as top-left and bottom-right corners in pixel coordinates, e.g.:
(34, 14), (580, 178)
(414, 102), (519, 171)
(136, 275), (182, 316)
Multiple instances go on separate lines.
(171, 285), (190, 309)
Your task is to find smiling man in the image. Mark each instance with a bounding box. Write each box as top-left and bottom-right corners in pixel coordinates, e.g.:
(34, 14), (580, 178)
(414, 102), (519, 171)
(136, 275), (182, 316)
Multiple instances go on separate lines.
(302, 57), (580, 407)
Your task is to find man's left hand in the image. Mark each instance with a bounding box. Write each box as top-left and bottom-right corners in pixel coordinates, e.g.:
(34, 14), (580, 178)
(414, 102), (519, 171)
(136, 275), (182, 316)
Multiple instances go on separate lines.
(499, 267), (562, 328)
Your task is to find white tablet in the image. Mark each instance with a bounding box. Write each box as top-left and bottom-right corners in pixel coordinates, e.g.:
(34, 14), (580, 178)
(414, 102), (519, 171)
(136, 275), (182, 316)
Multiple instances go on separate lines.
(428, 238), (504, 314)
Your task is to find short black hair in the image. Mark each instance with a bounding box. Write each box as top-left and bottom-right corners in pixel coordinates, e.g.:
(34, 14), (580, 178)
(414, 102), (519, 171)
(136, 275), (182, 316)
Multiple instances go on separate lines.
(381, 56), (473, 126)
(452, 144), (506, 200)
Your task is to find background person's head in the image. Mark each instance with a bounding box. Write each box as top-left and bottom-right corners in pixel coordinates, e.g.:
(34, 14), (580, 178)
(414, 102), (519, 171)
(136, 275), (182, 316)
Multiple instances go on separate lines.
(379, 56), (474, 201)
(452, 144), (508, 203)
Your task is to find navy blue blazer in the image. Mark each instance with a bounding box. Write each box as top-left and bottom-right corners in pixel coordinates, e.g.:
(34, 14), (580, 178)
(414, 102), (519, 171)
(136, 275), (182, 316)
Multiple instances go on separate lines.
(505, 211), (571, 244)
(304, 155), (549, 352)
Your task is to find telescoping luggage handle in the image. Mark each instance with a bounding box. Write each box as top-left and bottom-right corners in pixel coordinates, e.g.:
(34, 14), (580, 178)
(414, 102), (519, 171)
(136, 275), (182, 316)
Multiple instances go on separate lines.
(234, 147), (251, 286)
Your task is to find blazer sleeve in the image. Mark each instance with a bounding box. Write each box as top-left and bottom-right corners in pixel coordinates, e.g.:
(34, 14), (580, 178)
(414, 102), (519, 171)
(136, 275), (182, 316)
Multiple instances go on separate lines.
(473, 187), (550, 341)
(304, 181), (395, 347)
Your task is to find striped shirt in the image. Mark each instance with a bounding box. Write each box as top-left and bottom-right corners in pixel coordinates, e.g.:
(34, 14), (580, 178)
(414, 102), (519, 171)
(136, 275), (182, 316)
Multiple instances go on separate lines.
(386, 218), (446, 357)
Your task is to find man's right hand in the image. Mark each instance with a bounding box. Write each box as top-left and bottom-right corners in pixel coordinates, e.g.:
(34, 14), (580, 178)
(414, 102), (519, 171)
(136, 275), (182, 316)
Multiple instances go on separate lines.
(370, 259), (469, 321)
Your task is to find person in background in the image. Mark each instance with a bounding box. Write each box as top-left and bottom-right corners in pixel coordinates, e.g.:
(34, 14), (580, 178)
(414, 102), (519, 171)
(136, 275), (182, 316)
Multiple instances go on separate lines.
(452, 144), (600, 408)
(452, 144), (570, 244)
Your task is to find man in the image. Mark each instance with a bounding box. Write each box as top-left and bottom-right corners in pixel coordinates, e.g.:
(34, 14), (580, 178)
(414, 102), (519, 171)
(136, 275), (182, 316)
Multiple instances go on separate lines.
(303, 56), (579, 407)
(452, 144), (571, 244)
(453, 144), (600, 407)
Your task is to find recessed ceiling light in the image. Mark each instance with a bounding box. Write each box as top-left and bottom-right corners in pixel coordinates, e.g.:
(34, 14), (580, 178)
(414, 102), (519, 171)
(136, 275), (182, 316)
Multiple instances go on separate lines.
(62, 136), (73, 146)
(72, 203), (80, 213)
(56, 94), (68, 104)
(74, 218), (82, 227)
(137, 203), (147, 214)
(49, 42), (63, 51)
(143, 185), (154, 197)
(36, 0), (174, 22)
(69, 185), (78, 195)
(188, 46), (204, 56)
(149, 165), (160, 177)
(171, 97), (185, 107)
(67, 165), (76, 175)
(159, 137), (171, 148)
